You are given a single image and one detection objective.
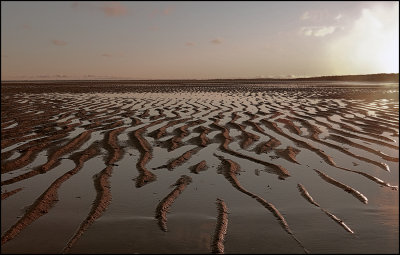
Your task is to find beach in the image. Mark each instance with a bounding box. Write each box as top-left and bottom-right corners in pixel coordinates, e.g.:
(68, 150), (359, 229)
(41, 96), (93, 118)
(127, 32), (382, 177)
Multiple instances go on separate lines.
(1, 80), (398, 254)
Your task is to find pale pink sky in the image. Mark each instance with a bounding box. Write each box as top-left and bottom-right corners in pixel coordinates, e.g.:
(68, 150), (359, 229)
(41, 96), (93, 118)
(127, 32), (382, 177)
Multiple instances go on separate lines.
(1, 1), (399, 80)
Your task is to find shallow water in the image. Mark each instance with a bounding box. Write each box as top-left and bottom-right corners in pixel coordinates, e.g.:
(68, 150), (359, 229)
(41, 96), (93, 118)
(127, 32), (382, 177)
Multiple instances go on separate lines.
(1, 82), (398, 253)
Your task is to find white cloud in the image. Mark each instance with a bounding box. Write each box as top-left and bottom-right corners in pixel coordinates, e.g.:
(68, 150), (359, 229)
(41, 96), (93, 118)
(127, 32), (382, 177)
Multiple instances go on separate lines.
(301, 10), (344, 23)
(300, 10), (329, 22)
(301, 27), (313, 36)
(328, 4), (399, 74)
(313, 26), (336, 37)
(301, 11), (311, 20)
(300, 26), (337, 37)
(334, 14), (343, 21)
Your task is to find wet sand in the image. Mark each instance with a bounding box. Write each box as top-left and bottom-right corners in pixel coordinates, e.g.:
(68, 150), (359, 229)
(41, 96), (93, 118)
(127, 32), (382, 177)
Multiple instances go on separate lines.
(1, 81), (398, 253)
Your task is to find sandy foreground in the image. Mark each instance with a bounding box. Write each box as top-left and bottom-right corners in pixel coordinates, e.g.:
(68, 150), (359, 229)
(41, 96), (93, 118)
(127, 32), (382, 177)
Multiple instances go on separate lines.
(1, 81), (398, 254)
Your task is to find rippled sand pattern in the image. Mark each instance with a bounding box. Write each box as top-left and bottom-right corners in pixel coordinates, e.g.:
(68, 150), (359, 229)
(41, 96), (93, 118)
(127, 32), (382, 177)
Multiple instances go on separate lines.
(1, 82), (399, 253)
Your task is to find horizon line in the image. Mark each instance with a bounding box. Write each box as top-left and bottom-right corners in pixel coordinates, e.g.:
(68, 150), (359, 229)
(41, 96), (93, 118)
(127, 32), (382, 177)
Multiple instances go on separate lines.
(1, 72), (399, 82)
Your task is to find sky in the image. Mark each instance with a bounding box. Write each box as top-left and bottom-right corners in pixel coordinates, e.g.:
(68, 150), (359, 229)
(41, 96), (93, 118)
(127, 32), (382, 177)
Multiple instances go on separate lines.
(1, 1), (399, 80)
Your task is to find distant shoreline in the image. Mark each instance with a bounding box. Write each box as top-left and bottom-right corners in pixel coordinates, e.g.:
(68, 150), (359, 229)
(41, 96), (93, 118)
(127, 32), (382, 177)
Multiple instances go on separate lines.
(291, 73), (399, 82)
(1, 73), (399, 83)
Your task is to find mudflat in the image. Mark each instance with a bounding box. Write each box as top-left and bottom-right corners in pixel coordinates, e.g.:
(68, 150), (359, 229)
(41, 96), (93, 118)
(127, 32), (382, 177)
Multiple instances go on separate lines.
(1, 81), (398, 253)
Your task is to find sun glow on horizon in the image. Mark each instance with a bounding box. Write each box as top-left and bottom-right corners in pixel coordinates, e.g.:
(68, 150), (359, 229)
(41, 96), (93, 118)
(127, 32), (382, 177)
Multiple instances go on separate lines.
(328, 3), (399, 75)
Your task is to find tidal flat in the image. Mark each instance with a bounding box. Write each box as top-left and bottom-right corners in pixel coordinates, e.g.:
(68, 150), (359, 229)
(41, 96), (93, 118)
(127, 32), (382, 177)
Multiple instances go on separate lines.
(1, 80), (398, 254)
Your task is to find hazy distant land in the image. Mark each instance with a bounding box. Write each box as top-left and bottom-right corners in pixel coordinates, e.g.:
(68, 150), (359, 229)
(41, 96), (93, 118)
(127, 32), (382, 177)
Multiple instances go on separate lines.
(1, 72), (398, 83)
(291, 73), (399, 82)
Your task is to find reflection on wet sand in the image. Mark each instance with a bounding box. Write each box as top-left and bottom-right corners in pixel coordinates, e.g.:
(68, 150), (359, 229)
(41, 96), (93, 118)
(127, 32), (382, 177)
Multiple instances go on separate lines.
(1, 81), (398, 253)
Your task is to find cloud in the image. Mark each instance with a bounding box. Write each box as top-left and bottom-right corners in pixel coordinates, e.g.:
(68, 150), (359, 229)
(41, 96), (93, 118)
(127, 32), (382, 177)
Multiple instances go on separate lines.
(328, 4), (399, 74)
(162, 7), (174, 15)
(52, 40), (68, 46)
(72, 2), (128, 17)
(313, 26), (336, 37)
(101, 53), (112, 57)
(71, 2), (79, 9)
(300, 26), (337, 37)
(210, 38), (223, 44)
(300, 10), (343, 23)
(150, 6), (175, 18)
(185, 42), (195, 46)
(334, 14), (343, 21)
(300, 10), (327, 22)
(71, 2), (93, 11)
(100, 2), (127, 17)
(300, 11), (311, 20)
